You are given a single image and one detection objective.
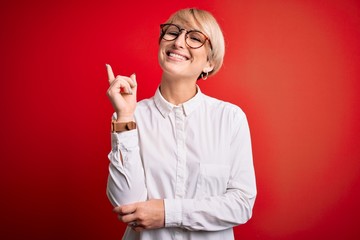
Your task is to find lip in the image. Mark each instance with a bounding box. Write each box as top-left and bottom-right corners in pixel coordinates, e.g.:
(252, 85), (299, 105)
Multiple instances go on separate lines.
(166, 49), (190, 61)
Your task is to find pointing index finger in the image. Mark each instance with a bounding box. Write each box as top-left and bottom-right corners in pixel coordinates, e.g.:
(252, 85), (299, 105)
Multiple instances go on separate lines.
(106, 64), (115, 84)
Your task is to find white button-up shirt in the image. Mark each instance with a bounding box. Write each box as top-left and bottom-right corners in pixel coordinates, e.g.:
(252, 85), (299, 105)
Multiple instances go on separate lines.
(107, 87), (256, 240)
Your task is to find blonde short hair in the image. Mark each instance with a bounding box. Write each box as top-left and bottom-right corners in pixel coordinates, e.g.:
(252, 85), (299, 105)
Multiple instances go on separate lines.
(160, 8), (225, 77)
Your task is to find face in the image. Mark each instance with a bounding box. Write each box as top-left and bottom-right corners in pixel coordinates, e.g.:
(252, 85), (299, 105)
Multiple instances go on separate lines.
(158, 21), (214, 81)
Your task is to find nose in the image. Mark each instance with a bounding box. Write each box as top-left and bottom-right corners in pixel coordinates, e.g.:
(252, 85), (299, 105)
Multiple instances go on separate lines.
(173, 31), (187, 48)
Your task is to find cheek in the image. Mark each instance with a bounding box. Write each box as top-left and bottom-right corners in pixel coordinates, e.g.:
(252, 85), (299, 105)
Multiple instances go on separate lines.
(157, 45), (168, 70)
(158, 41), (169, 58)
(192, 47), (209, 61)
(194, 52), (209, 66)
(157, 50), (164, 69)
(158, 44), (165, 60)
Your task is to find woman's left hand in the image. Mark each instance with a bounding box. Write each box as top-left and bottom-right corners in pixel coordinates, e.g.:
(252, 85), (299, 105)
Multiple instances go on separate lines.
(113, 199), (165, 232)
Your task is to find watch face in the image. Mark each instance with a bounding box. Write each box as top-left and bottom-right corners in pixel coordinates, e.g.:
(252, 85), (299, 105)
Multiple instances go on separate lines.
(126, 122), (136, 130)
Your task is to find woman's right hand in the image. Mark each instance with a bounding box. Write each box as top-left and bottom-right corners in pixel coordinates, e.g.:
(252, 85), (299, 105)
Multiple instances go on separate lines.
(106, 64), (137, 122)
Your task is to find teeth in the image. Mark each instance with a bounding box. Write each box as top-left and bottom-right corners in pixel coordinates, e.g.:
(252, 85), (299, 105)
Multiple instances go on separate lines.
(169, 52), (187, 60)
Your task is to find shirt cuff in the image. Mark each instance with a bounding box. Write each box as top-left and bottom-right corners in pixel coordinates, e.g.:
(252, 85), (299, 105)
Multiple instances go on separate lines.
(111, 129), (138, 151)
(164, 198), (182, 227)
(110, 129), (138, 167)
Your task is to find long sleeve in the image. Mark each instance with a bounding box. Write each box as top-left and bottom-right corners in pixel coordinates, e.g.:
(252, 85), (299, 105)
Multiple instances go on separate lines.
(106, 128), (147, 207)
(107, 88), (257, 239)
(164, 112), (257, 231)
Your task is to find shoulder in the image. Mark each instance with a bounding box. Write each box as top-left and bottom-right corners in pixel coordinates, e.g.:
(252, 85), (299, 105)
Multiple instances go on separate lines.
(201, 94), (250, 140)
(134, 96), (156, 116)
(202, 94), (246, 121)
(137, 97), (154, 108)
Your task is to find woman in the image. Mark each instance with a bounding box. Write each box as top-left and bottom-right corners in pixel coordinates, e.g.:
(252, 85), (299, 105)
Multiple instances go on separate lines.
(106, 8), (256, 240)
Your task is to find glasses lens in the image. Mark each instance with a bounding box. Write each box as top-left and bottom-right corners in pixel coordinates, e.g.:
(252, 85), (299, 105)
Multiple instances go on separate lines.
(162, 25), (180, 41)
(186, 31), (207, 48)
(160, 24), (208, 49)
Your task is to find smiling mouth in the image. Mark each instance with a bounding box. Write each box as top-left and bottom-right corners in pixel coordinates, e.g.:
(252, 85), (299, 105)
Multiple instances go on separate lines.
(167, 51), (189, 61)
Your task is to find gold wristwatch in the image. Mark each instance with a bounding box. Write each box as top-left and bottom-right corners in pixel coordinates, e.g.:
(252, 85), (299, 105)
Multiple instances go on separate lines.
(111, 121), (137, 132)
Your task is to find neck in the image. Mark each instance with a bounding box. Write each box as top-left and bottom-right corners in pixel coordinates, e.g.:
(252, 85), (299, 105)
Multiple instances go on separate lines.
(160, 75), (197, 105)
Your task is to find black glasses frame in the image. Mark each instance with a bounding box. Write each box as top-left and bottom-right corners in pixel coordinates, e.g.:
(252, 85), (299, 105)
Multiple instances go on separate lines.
(160, 23), (212, 49)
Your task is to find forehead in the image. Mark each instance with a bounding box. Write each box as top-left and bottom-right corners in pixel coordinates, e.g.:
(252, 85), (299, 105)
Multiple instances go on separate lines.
(169, 15), (203, 31)
(170, 22), (204, 34)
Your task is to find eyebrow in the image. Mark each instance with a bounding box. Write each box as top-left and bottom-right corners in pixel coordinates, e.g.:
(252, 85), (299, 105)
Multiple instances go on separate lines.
(171, 22), (202, 32)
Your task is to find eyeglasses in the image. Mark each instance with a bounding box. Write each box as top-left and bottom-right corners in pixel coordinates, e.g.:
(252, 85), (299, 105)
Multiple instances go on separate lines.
(160, 23), (211, 49)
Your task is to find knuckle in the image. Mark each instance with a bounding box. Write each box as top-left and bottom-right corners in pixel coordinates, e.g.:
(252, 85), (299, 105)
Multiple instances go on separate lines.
(115, 75), (124, 82)
(137, 212), (145, 220)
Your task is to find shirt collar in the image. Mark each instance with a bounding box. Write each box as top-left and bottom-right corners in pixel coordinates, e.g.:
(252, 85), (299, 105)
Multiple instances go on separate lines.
(154, 85), (203, 118)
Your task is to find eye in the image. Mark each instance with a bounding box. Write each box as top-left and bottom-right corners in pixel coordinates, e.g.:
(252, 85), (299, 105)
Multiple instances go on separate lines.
(190, 36), (202, 42)
(167, 30), (180, 37)
(188, 32), (204, 43)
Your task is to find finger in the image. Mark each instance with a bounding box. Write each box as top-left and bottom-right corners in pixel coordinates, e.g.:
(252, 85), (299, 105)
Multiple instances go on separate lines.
(117, 77), (134, 95)
(113, 206), (125, 214)
(130, 73), (138, 96)
(108, 77), (130, 95)
(118, 212), (136, 223)
(110, 76), (135, 95)
(115, 74), (137, 89)
(106, 64), (115, 84)
(113, 203), (137, 215)
(130, 73), (137, 88)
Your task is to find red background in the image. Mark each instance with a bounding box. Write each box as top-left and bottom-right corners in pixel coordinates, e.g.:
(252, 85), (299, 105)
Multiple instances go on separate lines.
(1, 0), (360, 239)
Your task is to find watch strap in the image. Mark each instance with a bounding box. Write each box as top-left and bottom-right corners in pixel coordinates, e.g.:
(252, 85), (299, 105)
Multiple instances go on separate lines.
(111, 121), (137, 132)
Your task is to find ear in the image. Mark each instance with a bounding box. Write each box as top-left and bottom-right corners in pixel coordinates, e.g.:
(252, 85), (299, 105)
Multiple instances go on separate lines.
(203, 60), (214, 73)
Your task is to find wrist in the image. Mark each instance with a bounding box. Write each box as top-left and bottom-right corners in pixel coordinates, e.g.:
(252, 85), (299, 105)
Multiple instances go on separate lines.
(115, 114), (134, 123)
